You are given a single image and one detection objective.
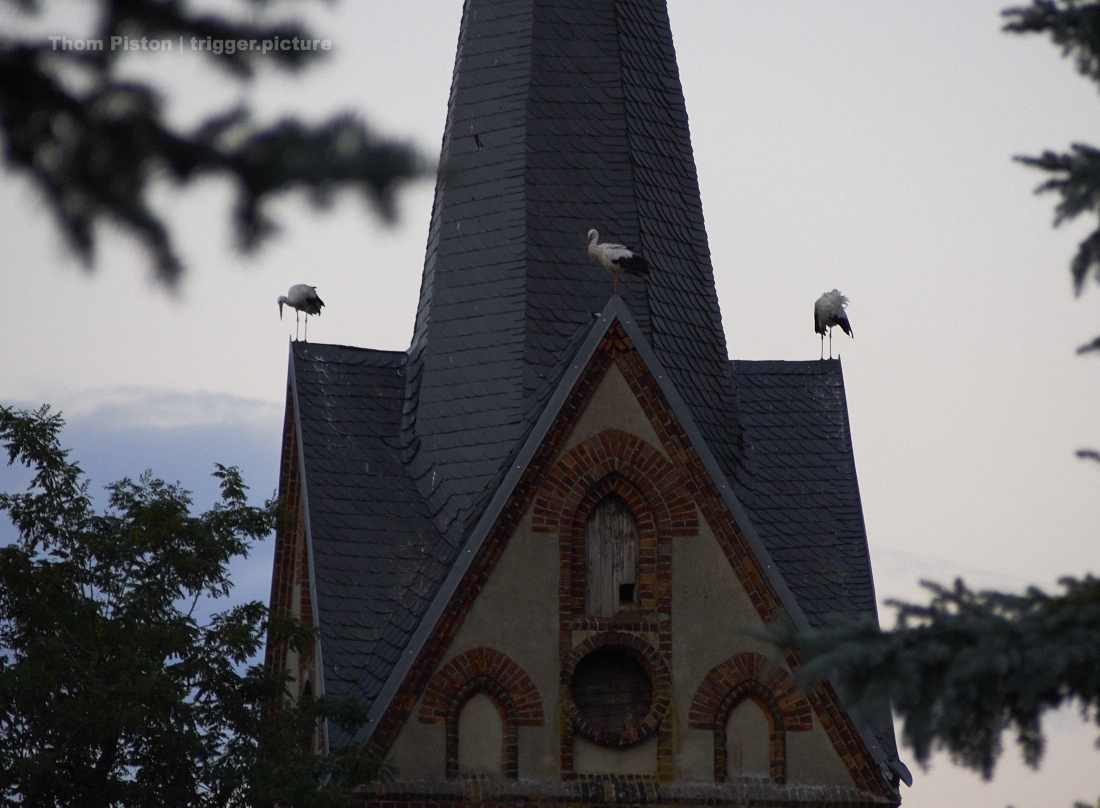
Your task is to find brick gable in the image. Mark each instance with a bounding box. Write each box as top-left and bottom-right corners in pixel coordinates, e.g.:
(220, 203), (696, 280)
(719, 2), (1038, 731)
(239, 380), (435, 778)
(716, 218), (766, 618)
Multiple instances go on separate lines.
(366, 319), (893, 798)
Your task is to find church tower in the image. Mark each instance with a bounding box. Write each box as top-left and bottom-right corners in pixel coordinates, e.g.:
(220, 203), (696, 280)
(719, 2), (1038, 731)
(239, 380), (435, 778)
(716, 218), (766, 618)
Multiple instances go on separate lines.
(268, 1), (909, 804)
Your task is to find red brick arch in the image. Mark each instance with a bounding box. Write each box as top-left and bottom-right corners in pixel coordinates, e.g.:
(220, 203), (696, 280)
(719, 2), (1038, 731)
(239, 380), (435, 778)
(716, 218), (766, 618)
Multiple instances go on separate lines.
(444, 675), (517, 779)
(532, 428), (697, 540)
(419, 647), (545, 780)
(690, 652), (813, 783)
(419, 646), (545, 727)
(536, 428), (698, 776)
(535, 429), (698, 634)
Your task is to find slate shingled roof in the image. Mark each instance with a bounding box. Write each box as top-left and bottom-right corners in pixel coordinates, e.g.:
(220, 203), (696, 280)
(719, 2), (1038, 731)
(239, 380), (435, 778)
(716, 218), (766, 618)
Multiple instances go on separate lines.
(404, 0), (745, 549)
(731, 359), (877, 627)
(729, 357), (899, 771)
(289, 343), (450, 745)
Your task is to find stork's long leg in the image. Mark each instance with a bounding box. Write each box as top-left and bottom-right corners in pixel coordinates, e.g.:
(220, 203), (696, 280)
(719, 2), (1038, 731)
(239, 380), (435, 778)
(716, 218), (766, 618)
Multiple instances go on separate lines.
(295, 311), (301, 341)
(829, 328), (833, 359)
(820, 333), (824, 360)
(304, 315), (308, 342)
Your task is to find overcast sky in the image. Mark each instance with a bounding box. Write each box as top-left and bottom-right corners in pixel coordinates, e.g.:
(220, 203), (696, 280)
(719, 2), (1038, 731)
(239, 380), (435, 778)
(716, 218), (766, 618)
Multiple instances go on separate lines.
(2, 2), (1099, 804)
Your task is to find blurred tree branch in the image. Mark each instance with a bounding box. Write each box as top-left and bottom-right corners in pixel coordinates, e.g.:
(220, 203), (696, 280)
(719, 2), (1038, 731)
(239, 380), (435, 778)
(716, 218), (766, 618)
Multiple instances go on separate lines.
(1006, 2), (1100, 300)
(1005, 0), (1100, 465)
(765, 578), (1100, 782)
(0, 0), (430, 286)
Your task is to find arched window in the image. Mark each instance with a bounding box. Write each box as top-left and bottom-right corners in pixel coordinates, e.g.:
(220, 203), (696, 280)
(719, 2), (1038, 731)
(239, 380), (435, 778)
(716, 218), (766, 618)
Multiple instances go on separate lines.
(725, 698), (771, 779)
(421, 648), (544, 780)
(457, 692), (505, 776)
(584, 495), (639, 617)
(691, 654), (812, 784)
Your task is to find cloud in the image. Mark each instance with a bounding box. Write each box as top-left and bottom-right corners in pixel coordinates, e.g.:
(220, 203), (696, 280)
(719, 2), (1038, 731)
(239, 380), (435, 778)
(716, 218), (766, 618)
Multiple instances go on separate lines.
(5, 386), (283, 431)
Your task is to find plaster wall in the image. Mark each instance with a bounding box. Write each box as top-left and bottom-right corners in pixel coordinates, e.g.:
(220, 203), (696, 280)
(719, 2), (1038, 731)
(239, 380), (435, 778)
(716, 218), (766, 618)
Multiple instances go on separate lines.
(671, 518), (771, 781)
(562, 361), (668, 458)
(726, 699), (771, 776)
(385, 507), (560, 779)
(387, 700), (445, 780)
(671, 514), (856, 788)
(574, 734), (658, 774)
(458, 693), (504, 774)
(787, 712), (859, 785)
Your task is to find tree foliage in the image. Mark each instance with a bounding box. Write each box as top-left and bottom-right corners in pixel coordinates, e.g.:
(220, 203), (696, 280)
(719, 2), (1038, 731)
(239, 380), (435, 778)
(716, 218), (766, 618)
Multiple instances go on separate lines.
(770, 578), (1100, 780)
(0, 405), (389, 807)
(1005, 1), (1100, 351)
(0, 0), (429, 286)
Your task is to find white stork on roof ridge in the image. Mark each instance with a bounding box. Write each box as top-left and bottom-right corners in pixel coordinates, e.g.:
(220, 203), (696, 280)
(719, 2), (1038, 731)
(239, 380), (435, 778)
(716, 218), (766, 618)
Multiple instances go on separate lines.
(814, 289), (853, 359)
(278, 284), (325, 342)
(587, 228), (650, 294)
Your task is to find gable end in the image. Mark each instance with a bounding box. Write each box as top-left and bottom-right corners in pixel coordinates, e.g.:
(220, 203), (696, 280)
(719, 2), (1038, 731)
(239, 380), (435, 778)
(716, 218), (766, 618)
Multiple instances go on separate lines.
(366, 316), (895, 798)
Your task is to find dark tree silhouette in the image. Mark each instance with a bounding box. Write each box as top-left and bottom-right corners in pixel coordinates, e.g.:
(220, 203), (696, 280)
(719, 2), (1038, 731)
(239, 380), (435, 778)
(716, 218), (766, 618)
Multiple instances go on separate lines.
(1006, 1), (1100, 352)
(0, 405), (391, 807)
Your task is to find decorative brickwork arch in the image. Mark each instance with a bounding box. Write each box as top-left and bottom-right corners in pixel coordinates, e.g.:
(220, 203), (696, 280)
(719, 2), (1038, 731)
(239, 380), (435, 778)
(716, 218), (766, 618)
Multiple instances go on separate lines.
(536, 429), (698, 776)
(560, 631), (670, 749)
(419, 647), (545, 779)
(533, 428), (697, 541)
(535, 429), (698, 633)
(446, 675), (515, 779)
(690, 652), (813, 784)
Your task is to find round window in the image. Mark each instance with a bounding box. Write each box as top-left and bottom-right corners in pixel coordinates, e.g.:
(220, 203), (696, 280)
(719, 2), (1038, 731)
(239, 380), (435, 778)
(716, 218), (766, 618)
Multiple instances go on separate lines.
(570, 646), (653, 743)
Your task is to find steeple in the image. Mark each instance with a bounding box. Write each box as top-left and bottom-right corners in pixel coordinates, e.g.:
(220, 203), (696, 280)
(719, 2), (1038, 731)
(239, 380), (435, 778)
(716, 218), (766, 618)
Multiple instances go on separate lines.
(405, 0), (743, 539)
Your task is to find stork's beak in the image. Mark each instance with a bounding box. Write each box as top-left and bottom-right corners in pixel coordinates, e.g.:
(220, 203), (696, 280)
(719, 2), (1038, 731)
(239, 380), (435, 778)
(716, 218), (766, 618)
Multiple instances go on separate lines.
(279, 301), (284, 320)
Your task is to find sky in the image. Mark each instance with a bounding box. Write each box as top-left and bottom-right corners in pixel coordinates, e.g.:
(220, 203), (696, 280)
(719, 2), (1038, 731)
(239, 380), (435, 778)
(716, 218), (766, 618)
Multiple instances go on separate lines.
(2, 1), (1099, 805)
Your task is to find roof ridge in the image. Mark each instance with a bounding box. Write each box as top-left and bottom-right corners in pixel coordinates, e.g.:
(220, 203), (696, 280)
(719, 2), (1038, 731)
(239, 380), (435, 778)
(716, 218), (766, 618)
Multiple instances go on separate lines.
(291, 341), (408, 366)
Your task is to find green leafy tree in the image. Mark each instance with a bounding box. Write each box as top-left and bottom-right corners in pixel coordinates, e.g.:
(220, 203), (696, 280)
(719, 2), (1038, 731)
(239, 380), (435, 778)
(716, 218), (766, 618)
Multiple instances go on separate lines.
(774, 5), (1100, 806)
(0, 0), (429, 286)
(0, 404), (389, 807)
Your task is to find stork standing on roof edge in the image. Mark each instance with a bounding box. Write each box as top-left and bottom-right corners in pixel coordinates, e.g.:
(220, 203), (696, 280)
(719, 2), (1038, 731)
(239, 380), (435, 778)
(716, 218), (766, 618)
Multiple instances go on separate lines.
(279, 284), (325, 342)
(587, 229), (650, 294)
(814, 289), (853, 359)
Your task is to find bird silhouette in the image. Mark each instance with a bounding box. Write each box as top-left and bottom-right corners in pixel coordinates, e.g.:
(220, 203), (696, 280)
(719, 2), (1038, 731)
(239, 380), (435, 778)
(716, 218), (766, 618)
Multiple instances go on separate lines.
(586, 229), (650, 294)
(278, 284), (325, 341)
(814, 289), (853, 359)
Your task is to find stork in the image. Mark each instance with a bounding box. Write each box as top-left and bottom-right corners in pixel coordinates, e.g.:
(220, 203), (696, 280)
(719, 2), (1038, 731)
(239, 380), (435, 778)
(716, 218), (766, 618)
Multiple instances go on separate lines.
(814, 289), (853, 359)
(278, 284), (325, 341)
(586, 229), (650, 294)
